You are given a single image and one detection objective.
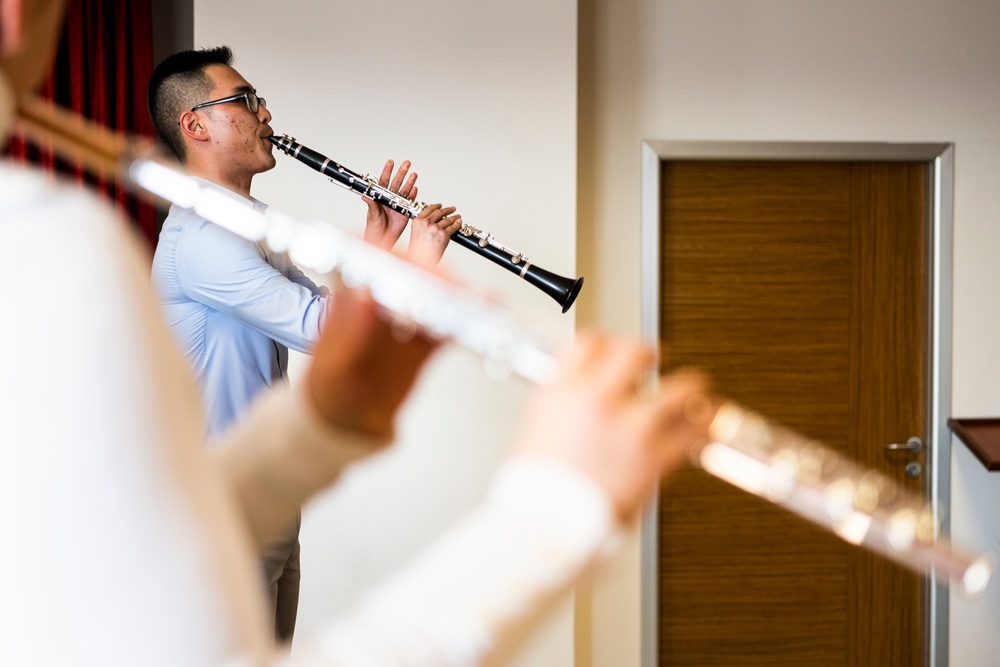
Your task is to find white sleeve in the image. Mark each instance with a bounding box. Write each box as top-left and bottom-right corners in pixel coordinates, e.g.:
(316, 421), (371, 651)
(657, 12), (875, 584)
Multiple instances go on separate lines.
(210, 383), (390, 551)
(291, 458), (623, 667)
(0, 165), (275, 667)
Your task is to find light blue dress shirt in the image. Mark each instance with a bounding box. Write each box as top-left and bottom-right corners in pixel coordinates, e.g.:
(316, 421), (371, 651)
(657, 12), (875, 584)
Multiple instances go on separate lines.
(151, 181), (328, 437)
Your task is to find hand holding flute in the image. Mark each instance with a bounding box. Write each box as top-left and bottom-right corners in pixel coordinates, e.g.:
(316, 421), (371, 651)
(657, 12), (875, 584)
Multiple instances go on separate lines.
(510, 336), (712, 522)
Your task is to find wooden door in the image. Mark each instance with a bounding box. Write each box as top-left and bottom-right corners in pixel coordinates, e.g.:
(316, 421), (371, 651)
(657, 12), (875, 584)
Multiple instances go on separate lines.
(657, 161), (928, 666)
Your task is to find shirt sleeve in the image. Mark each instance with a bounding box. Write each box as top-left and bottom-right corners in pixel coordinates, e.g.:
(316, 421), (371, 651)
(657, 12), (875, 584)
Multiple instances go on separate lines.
(284, 257), (329, 296)
(288, 458), (623, 667)
(210, 383), (390, 551)
(0, 170), (276, 667)
(174, 219), (328, 352)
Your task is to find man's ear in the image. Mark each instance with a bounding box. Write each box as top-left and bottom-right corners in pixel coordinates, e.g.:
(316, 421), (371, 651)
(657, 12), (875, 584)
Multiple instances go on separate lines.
(178, 110), (209, 143)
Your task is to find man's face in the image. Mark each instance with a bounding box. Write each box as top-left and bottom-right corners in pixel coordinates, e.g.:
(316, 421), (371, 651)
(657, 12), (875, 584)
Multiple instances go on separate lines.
(194, 63), (275, 177)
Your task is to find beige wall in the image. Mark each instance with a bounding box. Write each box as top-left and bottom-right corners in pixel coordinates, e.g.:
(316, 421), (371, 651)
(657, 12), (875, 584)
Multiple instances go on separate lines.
(579, 1), (1000, 665)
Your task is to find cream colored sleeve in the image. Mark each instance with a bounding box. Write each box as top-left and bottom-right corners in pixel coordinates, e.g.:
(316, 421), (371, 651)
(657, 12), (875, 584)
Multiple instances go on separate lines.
(211, 383), (392, 552)
(288, 457), (624, 667)
(0, 164), (274, 666)
(213, 368), (626, 667)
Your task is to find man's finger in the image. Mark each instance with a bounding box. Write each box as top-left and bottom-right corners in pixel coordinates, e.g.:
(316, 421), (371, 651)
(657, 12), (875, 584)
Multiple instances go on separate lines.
(389, 160), (411, 191)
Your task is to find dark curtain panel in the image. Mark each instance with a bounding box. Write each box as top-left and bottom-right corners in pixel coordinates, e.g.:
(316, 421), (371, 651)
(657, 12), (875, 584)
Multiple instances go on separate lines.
(4, 0), (158, 247)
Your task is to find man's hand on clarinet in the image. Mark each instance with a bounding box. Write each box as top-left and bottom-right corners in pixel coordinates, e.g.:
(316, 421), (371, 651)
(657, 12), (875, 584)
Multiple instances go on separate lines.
(363, 158), (417, 251)
(406, 202), (462, 267)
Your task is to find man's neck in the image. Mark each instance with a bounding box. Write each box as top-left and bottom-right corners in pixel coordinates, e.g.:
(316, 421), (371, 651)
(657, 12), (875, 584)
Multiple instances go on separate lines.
(186, 162), (253, 199)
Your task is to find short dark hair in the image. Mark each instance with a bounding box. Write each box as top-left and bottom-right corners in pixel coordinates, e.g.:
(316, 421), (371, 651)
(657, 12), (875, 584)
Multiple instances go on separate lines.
(147, 46), (233, 161)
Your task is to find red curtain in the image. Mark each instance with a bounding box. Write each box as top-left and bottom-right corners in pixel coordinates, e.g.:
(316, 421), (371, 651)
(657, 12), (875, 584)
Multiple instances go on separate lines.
(3, 0), (158, 248)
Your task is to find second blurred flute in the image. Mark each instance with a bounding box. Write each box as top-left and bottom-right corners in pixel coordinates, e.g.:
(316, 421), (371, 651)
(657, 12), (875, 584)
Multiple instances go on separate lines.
(268, 134), (584, 313)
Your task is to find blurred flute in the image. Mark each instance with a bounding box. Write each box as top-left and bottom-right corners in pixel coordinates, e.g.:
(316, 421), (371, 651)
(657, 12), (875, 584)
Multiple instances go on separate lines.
(13, 96), (993, 598)
(268, 134), (584, 313)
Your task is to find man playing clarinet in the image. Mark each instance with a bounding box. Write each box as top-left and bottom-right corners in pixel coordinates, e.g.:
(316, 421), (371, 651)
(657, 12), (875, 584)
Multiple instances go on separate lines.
(146, 46), (462, 643)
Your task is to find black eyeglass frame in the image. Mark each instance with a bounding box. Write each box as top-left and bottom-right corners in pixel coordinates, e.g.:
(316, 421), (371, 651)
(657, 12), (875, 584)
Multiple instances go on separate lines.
(190, 91), (266, 114)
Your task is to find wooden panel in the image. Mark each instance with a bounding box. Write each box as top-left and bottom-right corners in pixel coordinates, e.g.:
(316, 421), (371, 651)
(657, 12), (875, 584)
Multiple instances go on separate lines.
(657, 160), (927, 666)
(846, 163), (927, 667)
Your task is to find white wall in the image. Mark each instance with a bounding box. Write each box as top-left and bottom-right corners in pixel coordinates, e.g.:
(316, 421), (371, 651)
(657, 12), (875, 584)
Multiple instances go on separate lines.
(578, 1), (1000, 665)
(194, 2), (579, 665)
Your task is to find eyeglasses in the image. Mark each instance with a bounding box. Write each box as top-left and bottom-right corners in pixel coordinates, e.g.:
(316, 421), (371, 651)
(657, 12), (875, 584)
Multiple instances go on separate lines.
(190, 91), (266, 114)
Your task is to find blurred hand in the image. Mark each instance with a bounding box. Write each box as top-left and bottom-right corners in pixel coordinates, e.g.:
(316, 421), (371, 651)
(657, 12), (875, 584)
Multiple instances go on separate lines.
(363, 158), (418, 251)
(511, 333), (712, 522)
(406, 202), (462, 267)
(0, 0), (67, 97)
(305, 287), (438, 439)
(0, 0), (23, 57)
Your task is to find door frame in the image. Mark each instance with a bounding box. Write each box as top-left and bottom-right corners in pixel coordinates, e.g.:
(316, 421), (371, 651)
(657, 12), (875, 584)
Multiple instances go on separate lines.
(639, 140), (955, 667)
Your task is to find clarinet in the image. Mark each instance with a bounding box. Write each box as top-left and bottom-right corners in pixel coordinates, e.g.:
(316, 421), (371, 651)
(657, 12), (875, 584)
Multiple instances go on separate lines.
(268, 134), (584, 313)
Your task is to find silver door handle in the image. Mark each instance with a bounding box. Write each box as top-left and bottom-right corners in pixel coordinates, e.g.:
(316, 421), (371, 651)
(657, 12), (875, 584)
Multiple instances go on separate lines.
(884, 436), (923, 453)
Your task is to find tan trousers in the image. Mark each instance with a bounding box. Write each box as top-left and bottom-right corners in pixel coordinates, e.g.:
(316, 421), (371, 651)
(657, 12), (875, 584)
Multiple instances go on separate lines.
(261, 515), (301, 643)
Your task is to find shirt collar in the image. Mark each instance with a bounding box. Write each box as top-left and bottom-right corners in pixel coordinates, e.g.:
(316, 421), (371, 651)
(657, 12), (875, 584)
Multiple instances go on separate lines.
(189, 176), (268, 212)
